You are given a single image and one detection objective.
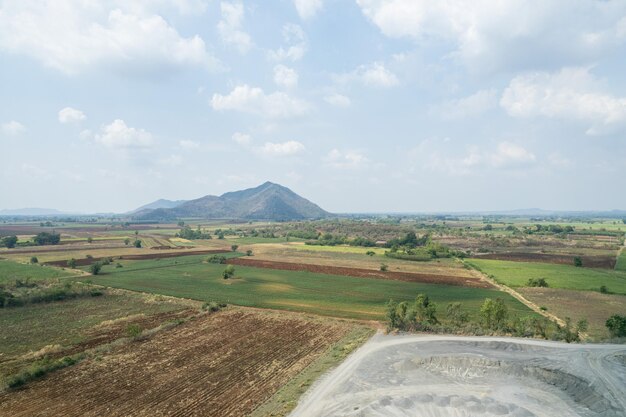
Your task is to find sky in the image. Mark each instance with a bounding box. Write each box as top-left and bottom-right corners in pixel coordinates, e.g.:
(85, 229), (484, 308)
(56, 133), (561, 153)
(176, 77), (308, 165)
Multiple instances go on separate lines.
(1, 0), (625, 214)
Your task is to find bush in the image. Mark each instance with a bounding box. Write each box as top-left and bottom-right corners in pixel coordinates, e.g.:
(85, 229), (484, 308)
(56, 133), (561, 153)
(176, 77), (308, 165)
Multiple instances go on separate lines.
(527, 277), (549, 287)
(600, 285), (610, 294)
(202, 301), (227, 312)
(67, 258), (77, 268)
(222, 264), (235, 279)
(231, 244), (239, 252)
(33, 232), (61, 246)
(480, 298), (508, 330)
(126, 324), (142, 338)
(573, 256), (583, 267)
(366, 251), (376, 256)
(134, 239), (142, 248)
(246, 250), (253, 256)
(606, 315), (626, 338)
(380, 263), (388, 272)
(446, 302), (469, 327)
(207, 255), (226, 264)
(30, 256), (38, 264)
(89, 262), (102, 275)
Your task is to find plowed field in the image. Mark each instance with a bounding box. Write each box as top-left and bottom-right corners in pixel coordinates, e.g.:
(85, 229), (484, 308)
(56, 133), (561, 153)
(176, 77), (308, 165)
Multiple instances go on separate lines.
(0, 309), (353, 417)
(226, 257), (492, 288)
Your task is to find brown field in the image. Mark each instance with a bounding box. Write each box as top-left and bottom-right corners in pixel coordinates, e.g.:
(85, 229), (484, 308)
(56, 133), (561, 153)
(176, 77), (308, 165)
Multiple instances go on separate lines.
(518, 287), (626, 339)
(247, 243), (476, 277)
(474, 252), (617, 269)
(43, 249), (227, 267)
(0, 309), (354, 417)
(226, 257), (493, 288)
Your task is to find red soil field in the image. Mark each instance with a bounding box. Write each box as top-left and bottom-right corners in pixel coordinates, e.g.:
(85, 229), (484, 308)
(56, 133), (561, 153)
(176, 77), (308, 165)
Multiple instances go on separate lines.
(0, 309), (352, 417)
(226, 258), (493, 288)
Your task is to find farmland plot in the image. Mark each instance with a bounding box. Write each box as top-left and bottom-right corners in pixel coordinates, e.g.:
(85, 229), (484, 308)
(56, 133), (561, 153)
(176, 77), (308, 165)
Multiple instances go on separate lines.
(0, 309), (355, 417)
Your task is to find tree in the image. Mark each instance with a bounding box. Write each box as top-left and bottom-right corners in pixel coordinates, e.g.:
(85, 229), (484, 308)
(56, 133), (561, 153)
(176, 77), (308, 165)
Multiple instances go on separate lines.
(30, 256), (38, 264)
(246, 250), (253, 256)
(222, 264), (235, 279)
(480, 298), (508, 330)
(385, 300), (399, 331)
(231, 244), (239, 252)
(366, 251), (375, 256)
(87, 237), (93, 243)
(413, 293), (438, 326)
(177, 220), (185, 227)
(1, 235), (17, 248)
(134, 239), (142, 248)
(573, 256), (583, 267)
(446, 302), (469, 327)
(527, 277), (549, 287)
(380, 263), (388, 271)
(33, 232), (60, 245)
(67, 258), (77, 268)
(606, 315), (626, 338)
(90, 262), (102, 275)
(124, 238), (130, 245)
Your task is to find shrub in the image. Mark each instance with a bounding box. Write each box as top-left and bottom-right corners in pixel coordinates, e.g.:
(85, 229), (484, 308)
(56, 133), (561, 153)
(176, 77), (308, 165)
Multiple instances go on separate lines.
(380, 263), (388, 272)
(446, 302), (469, 327)
(89, 262), (102, 275)
(480, 298), (508, 330)
(527, 277), (549, 287)
(126, 324), (142, 338)
(366, 251), (375, 256)
(606, 315), (626, 338)
(202, 301), (227, 312)
(222, 264), (235, 279)
(30, 256), (38, 264)
(600, 285), (610, 294)
(134, 239), (142, 248)
(67, 258), (77, 268)
(231, 244), (239, 252)
(207, 255), (226, 264)
(115, 263), (123, 268)
(573, 256), (583, 267)
(246, 250), (253, 256)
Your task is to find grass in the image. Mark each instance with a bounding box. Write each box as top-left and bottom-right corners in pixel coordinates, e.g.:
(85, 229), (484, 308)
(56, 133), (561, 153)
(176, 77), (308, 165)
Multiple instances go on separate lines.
(0, 259), (79, 284)
(0, 291), (184, 358)
(468, 258), (626, 295)
(77, 256), (533, 321)
(286, 243), (387, 255)
(616, 249), (626, 271)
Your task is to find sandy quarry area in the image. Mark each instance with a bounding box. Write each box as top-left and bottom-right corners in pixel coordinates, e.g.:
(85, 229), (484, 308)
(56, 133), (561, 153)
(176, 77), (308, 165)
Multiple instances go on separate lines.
(290, 334), (626, 417)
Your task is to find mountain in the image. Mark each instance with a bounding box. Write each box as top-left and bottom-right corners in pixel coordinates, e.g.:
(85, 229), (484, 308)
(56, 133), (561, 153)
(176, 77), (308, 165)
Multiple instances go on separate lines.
(0, 208), (66, 216)
(130, 198), (187, 214)
(135, 182), (330, 221)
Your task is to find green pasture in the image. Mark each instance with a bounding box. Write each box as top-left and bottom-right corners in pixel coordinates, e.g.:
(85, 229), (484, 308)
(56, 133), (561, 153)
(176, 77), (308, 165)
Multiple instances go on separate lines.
(616, 249), (626, 271)
(0, 260), (79, 284)
(76, 255), (533, 321)
(467, 258), (626, 295)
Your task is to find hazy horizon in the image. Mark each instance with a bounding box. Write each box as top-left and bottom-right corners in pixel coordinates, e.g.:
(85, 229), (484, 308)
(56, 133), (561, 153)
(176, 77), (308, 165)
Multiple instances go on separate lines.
(2, 1), (625, 213)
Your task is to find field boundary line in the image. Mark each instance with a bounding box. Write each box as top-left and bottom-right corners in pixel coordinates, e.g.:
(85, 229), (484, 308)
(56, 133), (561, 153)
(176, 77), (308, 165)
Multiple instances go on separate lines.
(463, 260), (566, 327)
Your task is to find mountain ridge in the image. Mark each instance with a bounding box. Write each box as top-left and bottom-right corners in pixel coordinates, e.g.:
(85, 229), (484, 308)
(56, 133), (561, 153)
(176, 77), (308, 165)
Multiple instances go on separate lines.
(134, 182), (330, 221)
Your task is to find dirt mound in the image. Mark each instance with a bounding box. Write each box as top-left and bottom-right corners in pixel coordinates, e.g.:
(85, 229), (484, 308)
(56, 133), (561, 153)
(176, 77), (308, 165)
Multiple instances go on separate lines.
(226, 258), (492, 288)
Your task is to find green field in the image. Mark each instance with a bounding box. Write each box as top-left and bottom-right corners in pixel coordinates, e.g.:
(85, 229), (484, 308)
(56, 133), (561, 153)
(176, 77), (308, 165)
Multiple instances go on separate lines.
(0, 260), (79, 284)
(286, 244), (387, 255)
(616, 249), (626, 271)
(468, 258), (626, 295)
(76, 256), (533, 321)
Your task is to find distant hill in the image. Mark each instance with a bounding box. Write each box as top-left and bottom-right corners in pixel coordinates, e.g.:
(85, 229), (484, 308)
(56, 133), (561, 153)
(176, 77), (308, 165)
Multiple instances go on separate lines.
(129, 198), (187, 214)
(135, 182), (330, 221)
(0, 208), (66, 216)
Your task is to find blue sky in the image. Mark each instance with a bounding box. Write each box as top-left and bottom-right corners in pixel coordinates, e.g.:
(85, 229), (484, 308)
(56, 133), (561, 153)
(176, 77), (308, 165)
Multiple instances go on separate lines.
(1, 0), (625, 213)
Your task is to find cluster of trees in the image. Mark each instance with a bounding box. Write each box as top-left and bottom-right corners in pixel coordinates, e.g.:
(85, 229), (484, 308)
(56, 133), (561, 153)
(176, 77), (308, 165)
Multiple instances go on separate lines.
(33, 232), (61, 246)
(177, 226), (211, 240)
(384, 233), (467, 261)
(522, 224), (575, 235)
(385, 294), (589, 342)
(527, 278), (549, 287)
(304, 233), (377, 247)
(606, 315), (626, 338)
(1, 235), (17, 248)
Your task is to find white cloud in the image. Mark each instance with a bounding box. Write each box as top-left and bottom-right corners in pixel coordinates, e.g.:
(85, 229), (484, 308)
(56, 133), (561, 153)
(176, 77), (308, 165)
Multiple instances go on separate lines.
(356, 0), (626, 72)
(1, 121), (26, 136)
(293, 0), (323, 19)
(0, 1), (220, 75)
(268, 24), (307, 61)
(158, 154), (183, 166)
(500, 67), (626, 135)
(325, 149), (369, 169)
(273, 65), (299, 88)
(489, 142), (536, 167)
(337, 62), (399, 87)
(58, 107), (86, 123)
(231, 132), (252, 146)
(437, 89), (498, 120)
(94, 119), (154, 148)
(217, 1), (252, 54)
(179, 139), (200, 149)
(260, 140), (305, 156)
(211, 85), (310, 118)
(324, 93), (351, 108)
